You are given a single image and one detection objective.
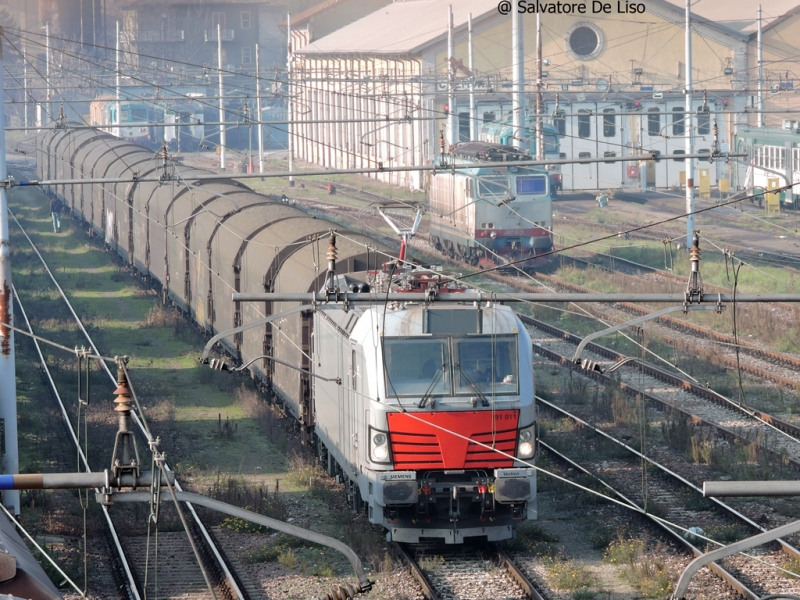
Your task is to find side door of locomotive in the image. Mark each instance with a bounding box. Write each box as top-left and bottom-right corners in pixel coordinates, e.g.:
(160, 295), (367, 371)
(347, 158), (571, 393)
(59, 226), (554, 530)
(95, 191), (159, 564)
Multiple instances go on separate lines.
(349, 344), (362, 468)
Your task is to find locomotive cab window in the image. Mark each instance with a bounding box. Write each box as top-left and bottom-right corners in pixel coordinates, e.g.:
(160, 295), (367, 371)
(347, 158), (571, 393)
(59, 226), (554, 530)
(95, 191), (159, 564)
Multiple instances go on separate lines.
(477, 175), (509, 199)
(453, 335), (519, 396)
(383, 338), (450, 397)
(382, 334), (519, 398)
(515, 175), (547, 196)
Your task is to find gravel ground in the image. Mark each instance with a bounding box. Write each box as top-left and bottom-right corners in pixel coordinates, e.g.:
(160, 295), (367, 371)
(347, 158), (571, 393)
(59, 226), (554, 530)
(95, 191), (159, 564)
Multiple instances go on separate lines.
(213, 528), (423, 600)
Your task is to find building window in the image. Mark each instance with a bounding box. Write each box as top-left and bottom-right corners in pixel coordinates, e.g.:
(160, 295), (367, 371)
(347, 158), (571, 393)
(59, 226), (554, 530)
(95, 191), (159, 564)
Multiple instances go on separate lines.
(211, 12), (225, 29)
(578, 151), (591, 158)
(602, 108), (615, 137)
(603, 151), (616, 164)
(565, 22), (604, 60)
(241, 11), (251, 29)
(458, 112), (470, 141)
(483, 111), (496, 123)
(578, 109), (591, 138)
(697, 107), (710, 135)
(242, 47), (252, 65)
(554, 110), (566, 136)
(672, 107), (685, 136)
(673, 149), (685, 162)
(647, 108), (661, 137)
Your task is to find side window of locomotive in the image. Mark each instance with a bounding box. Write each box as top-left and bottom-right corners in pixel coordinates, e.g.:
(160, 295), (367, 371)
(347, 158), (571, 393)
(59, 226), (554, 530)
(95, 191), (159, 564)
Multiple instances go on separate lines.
(453, 335), (519, 396)
(383, 338), (450, 397)
(515, 175), (547, 196)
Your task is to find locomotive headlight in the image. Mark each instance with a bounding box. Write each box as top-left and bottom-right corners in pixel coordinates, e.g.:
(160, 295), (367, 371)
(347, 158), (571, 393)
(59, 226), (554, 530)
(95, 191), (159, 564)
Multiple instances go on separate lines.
(370, 427), (391, 463)
(517, 425), (536, 459)
(490, 231), (497, 239)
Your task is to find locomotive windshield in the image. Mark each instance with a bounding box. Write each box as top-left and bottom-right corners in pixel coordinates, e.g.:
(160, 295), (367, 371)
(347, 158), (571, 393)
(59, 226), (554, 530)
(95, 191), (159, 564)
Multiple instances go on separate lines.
(383, 338), (450, 397)
(383, 335), (519, 398)
(453, 335), (519, 395)
(477, 175), (510, 198)
(515, 175), (547, 196)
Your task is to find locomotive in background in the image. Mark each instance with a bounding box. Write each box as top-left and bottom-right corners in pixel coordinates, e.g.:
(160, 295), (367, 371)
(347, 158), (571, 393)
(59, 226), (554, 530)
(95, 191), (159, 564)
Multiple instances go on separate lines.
(36, 127), (538, 544)
(429, 141), (553, 270)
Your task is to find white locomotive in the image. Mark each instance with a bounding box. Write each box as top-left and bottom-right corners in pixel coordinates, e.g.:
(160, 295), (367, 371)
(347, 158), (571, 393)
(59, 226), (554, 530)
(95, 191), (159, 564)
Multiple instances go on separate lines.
(312, 263), (537, 544)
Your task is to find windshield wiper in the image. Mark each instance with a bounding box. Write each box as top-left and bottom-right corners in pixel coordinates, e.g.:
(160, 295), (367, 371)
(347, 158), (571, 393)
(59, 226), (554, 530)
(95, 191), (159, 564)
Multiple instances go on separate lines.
(456, 363), (491, 407)
(418, 364), (446, 409)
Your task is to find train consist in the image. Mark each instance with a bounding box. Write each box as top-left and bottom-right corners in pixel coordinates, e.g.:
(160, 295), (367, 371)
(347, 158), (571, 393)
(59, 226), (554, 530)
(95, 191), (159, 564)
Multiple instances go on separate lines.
(733, 124), (800, 209)
(429, 141), (553, 270)
(36, 128), (538, 544)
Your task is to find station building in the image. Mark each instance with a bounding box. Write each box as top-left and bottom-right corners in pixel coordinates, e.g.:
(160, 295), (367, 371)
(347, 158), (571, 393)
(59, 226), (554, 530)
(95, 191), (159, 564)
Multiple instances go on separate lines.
(288, 0), (800, 192)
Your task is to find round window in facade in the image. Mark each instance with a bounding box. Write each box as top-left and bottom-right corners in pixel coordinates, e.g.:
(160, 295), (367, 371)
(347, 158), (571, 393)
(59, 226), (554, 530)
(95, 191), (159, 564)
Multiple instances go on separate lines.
(565, 23), (604, 60)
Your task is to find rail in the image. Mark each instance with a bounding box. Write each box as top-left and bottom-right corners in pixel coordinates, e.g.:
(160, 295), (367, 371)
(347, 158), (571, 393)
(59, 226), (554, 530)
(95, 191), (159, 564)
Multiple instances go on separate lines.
(8, 207), (245, 600)
(12, 286), (139, 599)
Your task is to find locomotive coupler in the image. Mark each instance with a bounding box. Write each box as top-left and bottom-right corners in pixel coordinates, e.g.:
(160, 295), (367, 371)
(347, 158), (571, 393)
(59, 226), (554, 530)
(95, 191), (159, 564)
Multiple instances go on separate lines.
(449, 485), (460, 522)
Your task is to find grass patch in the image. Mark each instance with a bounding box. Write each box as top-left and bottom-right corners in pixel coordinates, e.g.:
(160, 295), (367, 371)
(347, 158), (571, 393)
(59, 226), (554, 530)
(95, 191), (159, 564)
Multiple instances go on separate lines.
(604, 536), (673, 599)
(544, 556), (597, 591)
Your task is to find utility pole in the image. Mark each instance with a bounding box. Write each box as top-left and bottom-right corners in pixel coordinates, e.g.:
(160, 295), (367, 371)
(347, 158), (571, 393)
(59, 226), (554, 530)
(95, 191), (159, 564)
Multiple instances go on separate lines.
(512, 4), (524, 150)
(446, 5), (456, 147)
(0, 32), (21, 517)
(685, 0), (695, 246)
(44, 23), (50, 126)
(256, 43), (264, 174)
(287, 13), (294, 186)
(757, 4), (764, 127)
(115, 21), (120, 139)
(22, 47), (27, 129)
(468, 13), (476, 141)
(217, 23), (226, 171)
(536, 12), (544, 160)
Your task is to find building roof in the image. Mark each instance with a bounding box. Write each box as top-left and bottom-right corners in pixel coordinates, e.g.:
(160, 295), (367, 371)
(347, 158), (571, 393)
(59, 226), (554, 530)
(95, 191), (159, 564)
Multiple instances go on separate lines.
(296, 0), (750, 56)
(663, 0), (800, 35)
(122, 0), (265, 8)
(296, 0), (498, 55)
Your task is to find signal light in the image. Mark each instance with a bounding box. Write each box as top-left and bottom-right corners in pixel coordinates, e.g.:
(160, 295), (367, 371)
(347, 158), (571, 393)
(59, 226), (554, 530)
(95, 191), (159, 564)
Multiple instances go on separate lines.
(444, 104), (449, 116)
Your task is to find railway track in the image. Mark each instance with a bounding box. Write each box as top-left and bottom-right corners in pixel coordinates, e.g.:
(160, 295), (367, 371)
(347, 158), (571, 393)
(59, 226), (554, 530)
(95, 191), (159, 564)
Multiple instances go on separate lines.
(8, 203), (246, 600)
(522, 313), (800, 470)
(554, 211), (800, 272)
(391, 541), (544, 600)
(12, 285), (140, 599)
(496, 267), (800, 391)
(535, 431), (783, 600)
